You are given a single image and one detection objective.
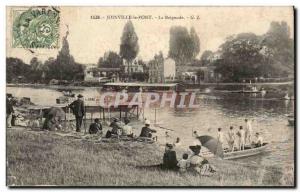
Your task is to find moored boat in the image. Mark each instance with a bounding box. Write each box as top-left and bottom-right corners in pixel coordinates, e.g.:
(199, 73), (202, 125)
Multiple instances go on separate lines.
(223, 143), (268, 160)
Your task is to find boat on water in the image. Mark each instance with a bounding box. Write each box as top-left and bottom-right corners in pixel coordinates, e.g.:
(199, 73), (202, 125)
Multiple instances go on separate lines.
(223, 143), (268, 160)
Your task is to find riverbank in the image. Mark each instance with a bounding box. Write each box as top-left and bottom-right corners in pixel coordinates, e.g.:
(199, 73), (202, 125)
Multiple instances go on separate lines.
(7, 128), (294, 187)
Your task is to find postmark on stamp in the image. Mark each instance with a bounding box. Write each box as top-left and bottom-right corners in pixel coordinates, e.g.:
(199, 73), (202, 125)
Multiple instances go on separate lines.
(12, 7), (60, 49)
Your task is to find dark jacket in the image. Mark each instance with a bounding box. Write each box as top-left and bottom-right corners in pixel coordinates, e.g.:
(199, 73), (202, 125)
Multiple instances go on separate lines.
(6, 98), (14, 114)
(163, 150), (178, 169)
(140, 126), (156, 137)
(89, 122), (102, 134)
(69, 99), (85, 117)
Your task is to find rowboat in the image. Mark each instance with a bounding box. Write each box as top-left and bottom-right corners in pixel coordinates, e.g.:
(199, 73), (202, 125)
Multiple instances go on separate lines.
(223, 143), (268, 160)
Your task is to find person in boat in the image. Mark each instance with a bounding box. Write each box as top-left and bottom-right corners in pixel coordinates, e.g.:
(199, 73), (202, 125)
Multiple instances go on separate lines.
(89, 118), (102, 135)
(121, 118), (133, 138)
(237, 126), (245, 150)
(187, 145), (217, 176)
(69, 94), (85, 132)
(217, 128), (224, 146)
(227, 126), (236, 152)
(162, 143), (178, 170)
(140, 120), (156, 138)
(177, 153), (189, 173)
(245, 119), (253, 145)
(252, 132), (263, 147)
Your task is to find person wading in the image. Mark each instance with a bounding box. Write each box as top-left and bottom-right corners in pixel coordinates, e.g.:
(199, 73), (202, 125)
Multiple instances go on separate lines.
(69, 94), (85, 132)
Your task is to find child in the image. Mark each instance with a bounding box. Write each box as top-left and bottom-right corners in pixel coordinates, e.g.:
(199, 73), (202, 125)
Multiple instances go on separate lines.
(177, 153), (189, 173)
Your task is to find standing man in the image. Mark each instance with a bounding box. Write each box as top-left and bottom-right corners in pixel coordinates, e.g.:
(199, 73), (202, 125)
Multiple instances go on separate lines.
(217, 128), (224, 146)
(69, 94), (85, 132)
(6, 94), (14, 128)
(245, 119), (253, 145)
(227, 126), (236, 152)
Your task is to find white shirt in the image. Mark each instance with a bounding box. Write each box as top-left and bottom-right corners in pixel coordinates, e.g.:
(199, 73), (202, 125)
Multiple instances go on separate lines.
(217, 131), (224, 143)
(177, 159), (189, 170)
(246, 121), (253, 133)
(122, 124), (133, 135)
(255, 136), (263, 144)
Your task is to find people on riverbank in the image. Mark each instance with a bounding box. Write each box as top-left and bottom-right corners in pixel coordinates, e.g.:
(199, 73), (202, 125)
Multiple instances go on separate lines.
(69, 94), (85, 132)
(177, 153), (189, 173)
(6, 94), (14, 128)
(187, 145), (216, 176)
(162, 143), (178, 170)
(121, 118), (133, 137)
(140, 120), (156, 138)
(89, 118), (102, 135)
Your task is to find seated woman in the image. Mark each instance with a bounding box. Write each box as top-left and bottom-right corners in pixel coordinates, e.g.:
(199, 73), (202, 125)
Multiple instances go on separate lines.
(187, 145), (217, 176)
(162, 143), (178, 170)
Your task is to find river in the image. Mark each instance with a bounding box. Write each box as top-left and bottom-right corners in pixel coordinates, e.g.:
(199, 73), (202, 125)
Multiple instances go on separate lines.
(7, 86), (295, 168)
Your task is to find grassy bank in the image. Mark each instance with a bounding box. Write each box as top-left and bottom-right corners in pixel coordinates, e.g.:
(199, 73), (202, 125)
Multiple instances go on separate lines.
(7, 128), (294, 187)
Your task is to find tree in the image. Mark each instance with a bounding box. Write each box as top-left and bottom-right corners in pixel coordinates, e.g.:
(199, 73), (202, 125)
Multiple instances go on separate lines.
(168, 26), (200, 63)
(120, 20), (139, 80)
(29, 57), (44, 82)
(261, 21), (294, 76)
(6, 57), (31, 83)
(215, 33), (264, 82)
(190, 27), (200, 59)
(200, 50), (214, 66)
(97, 51), (123, 68)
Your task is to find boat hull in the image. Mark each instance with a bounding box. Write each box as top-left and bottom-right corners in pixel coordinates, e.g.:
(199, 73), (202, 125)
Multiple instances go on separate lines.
(223, 144), (268, 160)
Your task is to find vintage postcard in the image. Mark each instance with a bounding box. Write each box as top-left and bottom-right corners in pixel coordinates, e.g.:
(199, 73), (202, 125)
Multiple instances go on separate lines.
(6, 6), (295, 187)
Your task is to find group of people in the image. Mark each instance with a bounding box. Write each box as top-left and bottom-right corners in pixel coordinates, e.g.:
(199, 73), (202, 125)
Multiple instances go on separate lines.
(217, 119), (264, 151)
(162, 143), (217, 176)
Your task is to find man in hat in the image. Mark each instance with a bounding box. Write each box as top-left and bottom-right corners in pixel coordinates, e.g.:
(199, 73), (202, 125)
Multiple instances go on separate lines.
(163, 143), (178, 170)
(139, 120), (156, 138)
(6, 94), (14, 128)
(69, 94), (85, 132)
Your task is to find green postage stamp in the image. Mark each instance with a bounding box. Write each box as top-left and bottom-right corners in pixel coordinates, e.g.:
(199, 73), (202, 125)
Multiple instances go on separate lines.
(12, 6), (60, 49)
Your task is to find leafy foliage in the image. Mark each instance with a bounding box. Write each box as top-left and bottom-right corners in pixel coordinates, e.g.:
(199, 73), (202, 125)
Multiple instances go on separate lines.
(168, 26), (200, 62)
(120, 21), (139, 62)
(97, 51), (123, 68)
(214, 21), (294, 82)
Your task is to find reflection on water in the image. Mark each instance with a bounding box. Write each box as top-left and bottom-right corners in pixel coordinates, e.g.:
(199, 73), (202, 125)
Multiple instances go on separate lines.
(7, 86), (294, 167)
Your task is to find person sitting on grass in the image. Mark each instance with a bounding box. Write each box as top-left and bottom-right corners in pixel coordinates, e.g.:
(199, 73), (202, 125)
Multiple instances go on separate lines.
(177, 153), (189, 173)
(162, 143), (178, 170)
(121, 118), (133, 138)
(188, 145), (217, 176)
(140, 120), (156, 138)
(89, 118), (102, 135)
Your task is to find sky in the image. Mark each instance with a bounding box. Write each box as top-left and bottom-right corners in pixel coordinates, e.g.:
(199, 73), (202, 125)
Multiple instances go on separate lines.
(6, 6), (294, 65)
